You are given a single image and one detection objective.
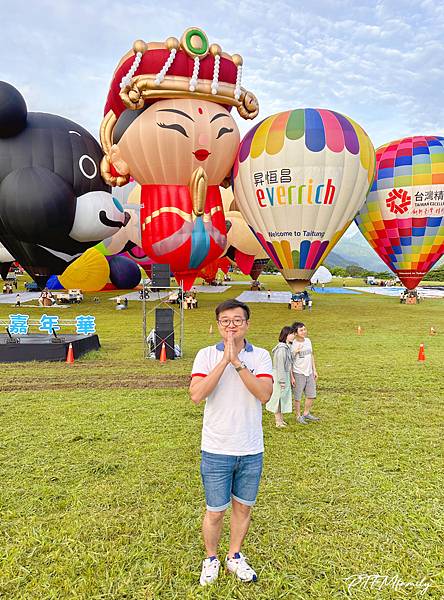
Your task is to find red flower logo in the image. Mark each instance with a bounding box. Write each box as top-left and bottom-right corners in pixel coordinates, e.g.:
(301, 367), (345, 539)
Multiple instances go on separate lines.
(385, 188), (411, 215)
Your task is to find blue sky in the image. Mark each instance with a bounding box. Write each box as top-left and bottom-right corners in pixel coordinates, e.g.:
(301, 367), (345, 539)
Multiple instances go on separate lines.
(2, 0), (443, 255)
(2, 0), (443, 146)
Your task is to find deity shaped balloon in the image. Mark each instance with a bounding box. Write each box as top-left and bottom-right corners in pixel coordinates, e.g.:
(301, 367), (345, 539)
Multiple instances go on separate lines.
(355, 136), (444, 289)
(101, 28), (259, 289)
(233, 109), (375, 291)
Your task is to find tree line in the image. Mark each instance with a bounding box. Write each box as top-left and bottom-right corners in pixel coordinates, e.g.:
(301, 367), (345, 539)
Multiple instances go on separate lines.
(264, 260), (444, 281)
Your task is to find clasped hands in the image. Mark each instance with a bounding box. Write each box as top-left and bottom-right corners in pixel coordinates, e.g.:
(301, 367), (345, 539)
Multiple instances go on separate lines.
(222, 331), (242, 369)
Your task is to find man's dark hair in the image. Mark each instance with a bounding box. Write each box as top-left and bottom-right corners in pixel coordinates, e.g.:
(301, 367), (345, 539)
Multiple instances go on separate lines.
(278, 326), (293, 343)
(291, 321), (305, 333)
(215, 298), (250, 320)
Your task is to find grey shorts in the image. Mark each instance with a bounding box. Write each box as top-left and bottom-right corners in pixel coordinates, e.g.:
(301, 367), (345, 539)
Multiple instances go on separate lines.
(293, 373), (316, 400)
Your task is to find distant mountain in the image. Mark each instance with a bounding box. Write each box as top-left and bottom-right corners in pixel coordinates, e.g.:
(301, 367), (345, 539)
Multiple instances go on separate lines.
(325, 226), (390, 272)
(324, 223), (444, 272)
(324, 250), (359, 268)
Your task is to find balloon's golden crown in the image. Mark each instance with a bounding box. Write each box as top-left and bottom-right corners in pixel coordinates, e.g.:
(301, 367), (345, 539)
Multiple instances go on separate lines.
(101, 28), (259, 159)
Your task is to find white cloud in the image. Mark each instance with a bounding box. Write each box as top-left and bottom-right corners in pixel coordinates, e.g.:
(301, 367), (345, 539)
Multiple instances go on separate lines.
(0, 0), (443, 146)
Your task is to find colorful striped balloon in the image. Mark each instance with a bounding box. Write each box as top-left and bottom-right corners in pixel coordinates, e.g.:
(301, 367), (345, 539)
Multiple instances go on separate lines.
(355, 136), (444, 290)
(233, 108), (375, 291)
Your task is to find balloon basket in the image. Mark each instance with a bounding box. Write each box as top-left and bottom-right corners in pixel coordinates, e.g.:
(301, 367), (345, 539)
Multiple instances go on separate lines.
(290, 301), (304, 311)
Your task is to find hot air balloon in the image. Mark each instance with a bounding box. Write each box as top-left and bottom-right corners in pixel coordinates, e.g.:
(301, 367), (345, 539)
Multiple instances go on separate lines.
(355, 136), (444, 290)
(0, 82), (129, 289)
(108, 255), (141, 289)
(217, 187), (269, 281)
(198, 256), (230, 284)
(59, 248), (110, 292)
(0, 242), (14, 280)
(224, 210), (269, 278)
(100, 28), (259, 289)
(233, 109), (375, 291)
(311, 265), (332, 285)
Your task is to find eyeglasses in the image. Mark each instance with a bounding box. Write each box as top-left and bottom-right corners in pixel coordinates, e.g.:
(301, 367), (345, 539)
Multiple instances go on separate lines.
(217, 318), (247, 327)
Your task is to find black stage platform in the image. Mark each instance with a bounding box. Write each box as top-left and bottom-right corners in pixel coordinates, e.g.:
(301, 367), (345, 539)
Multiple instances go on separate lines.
(0, 334), (100, 362)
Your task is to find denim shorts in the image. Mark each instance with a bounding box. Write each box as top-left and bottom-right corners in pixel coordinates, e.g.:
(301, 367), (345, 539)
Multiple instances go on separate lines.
(200, 451), (263, 512)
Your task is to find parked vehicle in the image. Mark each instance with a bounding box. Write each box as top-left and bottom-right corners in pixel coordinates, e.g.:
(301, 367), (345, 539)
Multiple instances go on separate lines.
(55, 289), (83, 304)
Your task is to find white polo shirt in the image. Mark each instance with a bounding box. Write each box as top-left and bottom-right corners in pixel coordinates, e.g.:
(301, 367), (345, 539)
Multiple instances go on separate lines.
(191, 341), (273, 456)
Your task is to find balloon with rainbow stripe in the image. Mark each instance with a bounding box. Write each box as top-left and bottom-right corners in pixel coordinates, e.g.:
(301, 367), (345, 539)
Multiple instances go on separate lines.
(355, 136), (444, 290)
(233, 108), (375, 291)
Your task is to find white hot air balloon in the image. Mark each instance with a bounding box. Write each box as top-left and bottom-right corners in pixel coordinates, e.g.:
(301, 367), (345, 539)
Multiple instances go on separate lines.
(0, 242), (14, 263)
(310, 265), (332, 285)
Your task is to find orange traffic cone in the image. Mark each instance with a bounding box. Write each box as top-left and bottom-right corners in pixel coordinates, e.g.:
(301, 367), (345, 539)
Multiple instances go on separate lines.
(209, 324), (213, 334)
(66, 342), (74, 364)
(159, 341), (167, 363)
(357, 325), (362, 335)
(418, 343), (425, 362)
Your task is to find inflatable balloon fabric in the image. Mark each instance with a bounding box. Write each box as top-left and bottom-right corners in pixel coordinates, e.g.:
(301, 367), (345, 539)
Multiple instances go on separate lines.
(234, 108), (375, 290)
(108, 254), (141, 289)
(355, 136), (444, 289)
(59, 248), (110, 292)
(100, 29), (259, 172)
(100, 29), (259, 290)
(0, 81), (129, 289)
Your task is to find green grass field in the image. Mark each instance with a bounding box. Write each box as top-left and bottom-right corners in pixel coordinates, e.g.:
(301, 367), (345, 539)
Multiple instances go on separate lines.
(1, 276), (443, 599)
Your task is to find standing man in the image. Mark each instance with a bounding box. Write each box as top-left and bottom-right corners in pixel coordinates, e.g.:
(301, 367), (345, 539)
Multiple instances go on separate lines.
(190, 299), (273, 586)
(291, 321), (320, 425)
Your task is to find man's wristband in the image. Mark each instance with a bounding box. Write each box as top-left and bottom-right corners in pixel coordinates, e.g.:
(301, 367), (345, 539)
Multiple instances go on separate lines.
(235, 362), (247, 372)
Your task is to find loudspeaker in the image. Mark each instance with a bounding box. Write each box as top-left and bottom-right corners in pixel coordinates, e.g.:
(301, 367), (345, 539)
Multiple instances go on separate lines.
(151, 263), (170, 288)
(155, 308), (174, 359)
(155, 307), (173, 325)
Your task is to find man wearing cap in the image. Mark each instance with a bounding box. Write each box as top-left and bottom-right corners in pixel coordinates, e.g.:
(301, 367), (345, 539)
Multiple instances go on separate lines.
(190, 298), (273, 585)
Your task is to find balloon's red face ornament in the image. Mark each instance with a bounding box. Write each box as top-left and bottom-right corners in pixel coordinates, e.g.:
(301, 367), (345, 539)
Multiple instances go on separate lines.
(100, 28), (259, 288)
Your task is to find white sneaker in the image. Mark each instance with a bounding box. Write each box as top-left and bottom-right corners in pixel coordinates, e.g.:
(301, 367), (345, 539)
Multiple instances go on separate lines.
(199, 556), (220, 586)
(225, 552), (257, 582)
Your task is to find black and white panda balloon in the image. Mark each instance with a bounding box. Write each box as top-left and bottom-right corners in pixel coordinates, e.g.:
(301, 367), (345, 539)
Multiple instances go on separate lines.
(0, 81), (130, 288)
